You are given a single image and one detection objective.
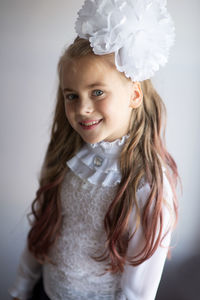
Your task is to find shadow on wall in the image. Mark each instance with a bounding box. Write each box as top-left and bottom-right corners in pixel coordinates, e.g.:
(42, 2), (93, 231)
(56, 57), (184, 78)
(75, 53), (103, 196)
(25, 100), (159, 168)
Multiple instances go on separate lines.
(156, 254), (200, 300)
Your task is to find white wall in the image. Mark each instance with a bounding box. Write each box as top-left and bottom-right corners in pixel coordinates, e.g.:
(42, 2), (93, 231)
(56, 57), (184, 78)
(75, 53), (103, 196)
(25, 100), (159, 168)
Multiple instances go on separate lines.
(0, 1), (199, 299)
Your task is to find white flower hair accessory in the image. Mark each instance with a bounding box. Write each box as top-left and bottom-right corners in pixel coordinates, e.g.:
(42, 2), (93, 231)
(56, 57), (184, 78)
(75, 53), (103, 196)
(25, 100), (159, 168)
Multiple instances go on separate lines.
(75, 0), (175, 82)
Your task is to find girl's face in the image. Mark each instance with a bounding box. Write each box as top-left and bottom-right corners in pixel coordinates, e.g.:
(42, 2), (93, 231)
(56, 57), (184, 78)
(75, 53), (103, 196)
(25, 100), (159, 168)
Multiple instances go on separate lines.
(61, 54), (138, 144)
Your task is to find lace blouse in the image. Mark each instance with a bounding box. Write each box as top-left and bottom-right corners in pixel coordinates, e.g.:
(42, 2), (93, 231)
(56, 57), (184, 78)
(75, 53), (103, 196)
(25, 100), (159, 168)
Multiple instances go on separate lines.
(9, 136), (173, 300)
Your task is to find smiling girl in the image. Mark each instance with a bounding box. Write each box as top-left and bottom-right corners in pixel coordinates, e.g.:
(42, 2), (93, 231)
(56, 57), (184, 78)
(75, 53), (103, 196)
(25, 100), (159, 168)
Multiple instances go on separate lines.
(62, 54), (142, 144)
(10, 1), (179, 299)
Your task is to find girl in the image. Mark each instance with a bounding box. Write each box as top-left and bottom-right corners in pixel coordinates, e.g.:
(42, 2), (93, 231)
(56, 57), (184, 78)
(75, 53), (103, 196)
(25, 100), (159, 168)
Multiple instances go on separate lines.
(10, 1), (179, 299)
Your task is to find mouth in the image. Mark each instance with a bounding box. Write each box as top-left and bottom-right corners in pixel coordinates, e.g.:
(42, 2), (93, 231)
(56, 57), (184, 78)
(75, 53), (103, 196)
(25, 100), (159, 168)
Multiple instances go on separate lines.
(79, 119), (103, 130)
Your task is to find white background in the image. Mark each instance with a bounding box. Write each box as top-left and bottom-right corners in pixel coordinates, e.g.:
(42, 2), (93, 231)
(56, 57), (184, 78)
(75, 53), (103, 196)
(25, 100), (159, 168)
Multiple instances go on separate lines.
(0, 0), (199, 299)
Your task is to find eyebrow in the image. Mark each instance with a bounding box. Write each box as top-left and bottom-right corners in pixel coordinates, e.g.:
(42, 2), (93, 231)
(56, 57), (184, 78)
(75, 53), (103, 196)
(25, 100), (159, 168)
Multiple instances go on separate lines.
(63, 82), (106, 92)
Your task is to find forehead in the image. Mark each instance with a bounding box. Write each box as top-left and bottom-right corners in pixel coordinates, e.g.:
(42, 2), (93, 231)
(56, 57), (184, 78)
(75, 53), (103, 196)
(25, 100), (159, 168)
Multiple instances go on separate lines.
(61, 54), (126, 89)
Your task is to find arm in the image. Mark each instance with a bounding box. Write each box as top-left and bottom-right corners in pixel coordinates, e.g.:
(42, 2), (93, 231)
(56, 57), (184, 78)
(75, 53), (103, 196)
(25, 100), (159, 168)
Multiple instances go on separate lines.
(120, 174), (174, 300)
(9, 244), (42, 300)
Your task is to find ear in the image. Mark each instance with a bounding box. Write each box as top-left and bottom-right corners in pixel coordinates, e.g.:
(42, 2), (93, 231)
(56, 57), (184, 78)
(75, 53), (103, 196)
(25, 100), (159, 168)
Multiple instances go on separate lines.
(129, 82), (143, 109)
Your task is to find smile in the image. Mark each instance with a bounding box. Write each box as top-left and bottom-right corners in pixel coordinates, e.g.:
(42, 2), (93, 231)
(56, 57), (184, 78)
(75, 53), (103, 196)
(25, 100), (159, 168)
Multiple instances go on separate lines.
(79, 119), (102, 130)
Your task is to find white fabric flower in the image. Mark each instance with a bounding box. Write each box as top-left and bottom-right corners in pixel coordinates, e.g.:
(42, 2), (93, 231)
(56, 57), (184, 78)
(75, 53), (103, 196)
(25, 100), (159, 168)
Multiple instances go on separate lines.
(75, 0), (175, 81)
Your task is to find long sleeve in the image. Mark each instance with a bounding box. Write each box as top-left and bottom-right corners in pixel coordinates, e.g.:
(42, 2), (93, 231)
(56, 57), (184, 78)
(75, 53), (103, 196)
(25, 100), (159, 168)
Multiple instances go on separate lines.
(120, 173), (174, 300)
(9, 244), (42, 300)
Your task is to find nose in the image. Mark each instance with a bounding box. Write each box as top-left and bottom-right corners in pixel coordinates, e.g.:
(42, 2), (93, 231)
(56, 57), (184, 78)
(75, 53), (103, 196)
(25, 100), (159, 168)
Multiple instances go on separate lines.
(76, 97), (94, 115)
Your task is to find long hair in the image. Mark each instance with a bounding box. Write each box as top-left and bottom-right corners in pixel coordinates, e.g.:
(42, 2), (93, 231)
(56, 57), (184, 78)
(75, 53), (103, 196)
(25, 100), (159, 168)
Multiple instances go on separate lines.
(28, 37), (179, 272)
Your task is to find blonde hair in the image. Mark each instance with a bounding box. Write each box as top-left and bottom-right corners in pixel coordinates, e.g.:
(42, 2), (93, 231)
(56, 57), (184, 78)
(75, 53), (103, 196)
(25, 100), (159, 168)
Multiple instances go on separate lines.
(28, 37), (179, 273)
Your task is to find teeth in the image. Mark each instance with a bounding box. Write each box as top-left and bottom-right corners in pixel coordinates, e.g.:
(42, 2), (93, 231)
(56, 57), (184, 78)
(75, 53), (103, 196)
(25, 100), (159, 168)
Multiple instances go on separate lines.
(81, 120), (100, 126)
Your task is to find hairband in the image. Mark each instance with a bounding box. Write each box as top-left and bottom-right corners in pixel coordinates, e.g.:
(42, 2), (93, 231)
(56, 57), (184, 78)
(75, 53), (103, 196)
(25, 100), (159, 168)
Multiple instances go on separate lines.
(75, 0), (175, 82)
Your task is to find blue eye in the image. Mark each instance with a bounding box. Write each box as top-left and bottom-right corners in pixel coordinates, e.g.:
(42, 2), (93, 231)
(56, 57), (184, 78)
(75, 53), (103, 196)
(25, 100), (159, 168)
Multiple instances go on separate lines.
(93, 90), (103, 97)
(66, 94), (78, 101)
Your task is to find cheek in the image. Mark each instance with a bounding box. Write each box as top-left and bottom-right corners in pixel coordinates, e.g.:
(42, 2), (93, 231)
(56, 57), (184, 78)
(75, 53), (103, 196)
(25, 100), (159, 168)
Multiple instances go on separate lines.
(97, 102), (113, 121)
(65, 103), (74, 121)
(97, 96), (116, 116)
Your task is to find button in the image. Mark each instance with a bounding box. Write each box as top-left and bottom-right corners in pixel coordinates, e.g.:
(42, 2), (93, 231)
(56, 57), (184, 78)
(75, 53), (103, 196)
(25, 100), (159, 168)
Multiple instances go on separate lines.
(93, 155), (104, 167)
(81, 180), (88, 190)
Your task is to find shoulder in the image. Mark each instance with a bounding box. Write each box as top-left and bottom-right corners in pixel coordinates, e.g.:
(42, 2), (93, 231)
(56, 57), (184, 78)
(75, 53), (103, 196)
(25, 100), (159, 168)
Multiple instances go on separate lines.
(127, 169), (175, 244)
(136, 168), (174, 208)
(134, 169), (175, 235)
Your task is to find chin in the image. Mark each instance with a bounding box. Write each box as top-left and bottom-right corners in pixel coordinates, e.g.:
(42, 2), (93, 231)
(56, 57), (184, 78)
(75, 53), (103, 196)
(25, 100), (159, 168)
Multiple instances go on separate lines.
(81, 134), (104, 145)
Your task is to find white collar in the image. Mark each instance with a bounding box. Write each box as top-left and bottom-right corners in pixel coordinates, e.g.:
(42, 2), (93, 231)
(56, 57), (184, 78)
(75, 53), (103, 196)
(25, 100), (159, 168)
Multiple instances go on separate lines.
(66, 135), (129, 187)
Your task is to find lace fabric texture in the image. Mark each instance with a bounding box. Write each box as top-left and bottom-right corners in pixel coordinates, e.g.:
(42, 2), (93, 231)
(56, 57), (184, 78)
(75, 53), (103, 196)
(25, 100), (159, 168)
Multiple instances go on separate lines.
(43, 170), (124, 300)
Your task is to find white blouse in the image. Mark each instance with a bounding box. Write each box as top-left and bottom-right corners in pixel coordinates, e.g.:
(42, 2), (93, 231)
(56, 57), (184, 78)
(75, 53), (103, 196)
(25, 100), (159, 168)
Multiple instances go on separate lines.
(9, 136), (173, 300)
